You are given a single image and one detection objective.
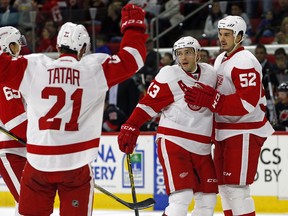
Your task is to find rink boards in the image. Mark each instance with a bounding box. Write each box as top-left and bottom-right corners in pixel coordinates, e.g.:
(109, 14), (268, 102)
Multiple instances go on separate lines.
(0, 132), (287, 213)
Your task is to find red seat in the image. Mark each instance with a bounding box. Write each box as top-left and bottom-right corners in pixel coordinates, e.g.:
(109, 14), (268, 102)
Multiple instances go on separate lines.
(259, 37), (275, 44)
(199, 39), (209, 46)
(267, 54), (275, 64)
(86, 24), (102, 36)
(250, 18), (261, 31)
(209, 39), (218, 46)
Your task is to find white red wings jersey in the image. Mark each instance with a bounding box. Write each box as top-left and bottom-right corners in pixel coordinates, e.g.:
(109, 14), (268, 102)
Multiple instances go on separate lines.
(0, 85), (27, 157)
(213, 47), (274, 141)
(0, 29), (147, 171)
(135, 63), (217, 155)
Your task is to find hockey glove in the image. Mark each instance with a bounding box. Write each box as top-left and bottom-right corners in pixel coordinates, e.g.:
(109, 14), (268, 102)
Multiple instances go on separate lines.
(184, 82), (224, 113)
(120, 3), (146, 34)
(118, 123), (140, 154)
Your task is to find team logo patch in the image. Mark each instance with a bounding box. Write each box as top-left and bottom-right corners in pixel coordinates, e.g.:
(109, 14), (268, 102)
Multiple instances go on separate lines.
(72, 200), (79, 207)
(179, 172), (188, 178)
(188, 104), (201, 111)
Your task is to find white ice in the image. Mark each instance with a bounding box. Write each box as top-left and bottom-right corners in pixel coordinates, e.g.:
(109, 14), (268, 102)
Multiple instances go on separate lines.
(0, 208), (287, 216)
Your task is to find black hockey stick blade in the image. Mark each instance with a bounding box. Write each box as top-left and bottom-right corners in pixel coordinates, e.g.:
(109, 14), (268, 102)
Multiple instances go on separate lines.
(94, 183), (155, 210)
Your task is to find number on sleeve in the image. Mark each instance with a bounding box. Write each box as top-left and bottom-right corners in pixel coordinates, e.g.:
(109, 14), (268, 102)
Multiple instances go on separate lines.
(3, 87), (21, 100)
(239, 72), (256, 87)
(147, 82), (160, 98)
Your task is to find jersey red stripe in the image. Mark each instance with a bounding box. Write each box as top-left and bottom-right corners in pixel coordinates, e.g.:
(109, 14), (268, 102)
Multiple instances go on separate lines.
(27, 138), (100, 155)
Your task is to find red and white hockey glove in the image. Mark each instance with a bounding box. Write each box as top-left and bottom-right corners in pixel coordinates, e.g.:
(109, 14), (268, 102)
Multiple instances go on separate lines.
(120, 3), (146, 34)
(184, 82), (224, 113)
(118, 123), (140, 154)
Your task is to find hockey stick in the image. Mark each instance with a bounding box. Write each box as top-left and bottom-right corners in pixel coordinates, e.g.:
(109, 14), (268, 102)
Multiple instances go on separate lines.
(0, 126), (155, 210)
(126, 154), (139, 215)
(0, 125), (26, 145)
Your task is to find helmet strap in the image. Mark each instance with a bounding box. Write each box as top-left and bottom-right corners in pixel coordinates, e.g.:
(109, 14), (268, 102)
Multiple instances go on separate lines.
(227, 35), (242, 56)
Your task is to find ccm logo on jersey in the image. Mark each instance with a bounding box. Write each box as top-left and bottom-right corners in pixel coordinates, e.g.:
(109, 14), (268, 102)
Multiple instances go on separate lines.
(122, 20), (143, 27)
(212, 92), (221, 109)
(121, 125), (136, 131)
(223, 172), (232, 176)
(207, 179), (218, 183)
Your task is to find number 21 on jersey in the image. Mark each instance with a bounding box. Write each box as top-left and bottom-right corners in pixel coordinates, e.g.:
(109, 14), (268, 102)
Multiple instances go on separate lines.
(39, 87), (83, 131)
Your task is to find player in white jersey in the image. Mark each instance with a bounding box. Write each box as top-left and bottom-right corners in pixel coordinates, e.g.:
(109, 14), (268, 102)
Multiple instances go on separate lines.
(118, 36), (218, 216)
(0, 4), (147, 216)
(185, 16), (274, 216)
(0, 26), (27, 216)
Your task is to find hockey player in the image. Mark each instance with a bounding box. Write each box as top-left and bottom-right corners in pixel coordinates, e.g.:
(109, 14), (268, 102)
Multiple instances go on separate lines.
(185, 16), (275, 216)
(0, 3), (147, 216)
(0, 26), (27, 216)
(118, 36), (218, 216)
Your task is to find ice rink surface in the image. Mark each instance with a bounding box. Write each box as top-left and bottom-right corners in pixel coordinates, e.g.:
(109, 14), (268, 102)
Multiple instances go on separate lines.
(0, 208), (287, 216)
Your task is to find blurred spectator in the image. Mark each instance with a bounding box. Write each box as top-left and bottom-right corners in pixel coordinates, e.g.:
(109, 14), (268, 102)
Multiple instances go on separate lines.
(38, 20), (58, 52)
(36, 27), (54, 52)
(61, 0), (85, 23)
(157, 0), (184, 47)
(95, 34), (111, 54)
(13, 0), (38, 31)
(255, 10), (276, 43)
(20, 29), (32, 54)
(199, 49), (211, 65)
(255, 44), (279, 98)
(273, 0), (288, 29)
(85, 0), (108, 8)
(181, 0), (208, 31)
(203, 1), (226, 40)
(158, 0), (184, 27)
(102, 103), (127, 132)
(274, 82), (288, 131)
(100, 1), (122, 42)
(245, 0), (272, 18)
(230, 2), (253, 37)
(40, 0), (63, 24)
(160, 52), (174, 68)
(137, 38), (161, 95)
(108, 77), (141, 118)
(274, 16), (288, 44)
(254, 44), (279, 122)
(138, 38), (161, 79)
(0, 0), (19, 27)
(273, 47), (288, 83)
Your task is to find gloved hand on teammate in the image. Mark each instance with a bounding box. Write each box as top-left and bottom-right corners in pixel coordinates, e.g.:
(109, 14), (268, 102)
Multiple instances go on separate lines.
(184, 82), (224, 113)
(118, 123), (140, 154)
(121, 3), (146, 34)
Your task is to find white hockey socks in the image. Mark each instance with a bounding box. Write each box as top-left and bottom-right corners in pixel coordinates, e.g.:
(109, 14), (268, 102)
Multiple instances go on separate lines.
(219, 185), (255, 215)
(191, 192), (217, 216)
(164, 190), (193, 216)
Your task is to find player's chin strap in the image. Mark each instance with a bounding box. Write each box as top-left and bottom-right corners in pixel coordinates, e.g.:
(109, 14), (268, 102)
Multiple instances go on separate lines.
(0, 125), (156, 210)
(226, 36), (243, 56)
